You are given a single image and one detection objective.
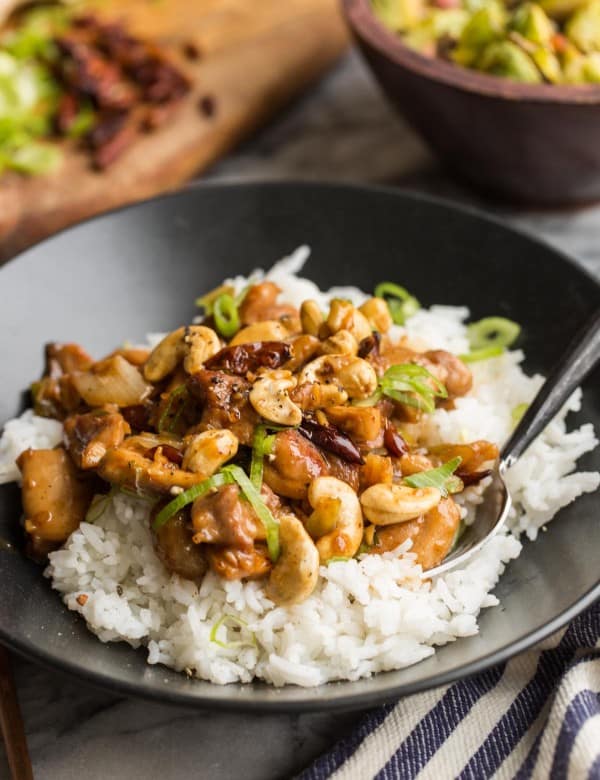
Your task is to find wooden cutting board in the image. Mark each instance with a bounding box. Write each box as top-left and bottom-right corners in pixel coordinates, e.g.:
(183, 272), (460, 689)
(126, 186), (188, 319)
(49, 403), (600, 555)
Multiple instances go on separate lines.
(0, 0), (348, 261)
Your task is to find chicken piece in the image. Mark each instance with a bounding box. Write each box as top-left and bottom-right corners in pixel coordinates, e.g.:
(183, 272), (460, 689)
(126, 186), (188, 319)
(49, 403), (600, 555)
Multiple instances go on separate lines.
(424, 350), (472, 398)
(399, 452), (434, 476)
(191, 483), (281, 547)
(239, 282), (298, 325)
(187, 369), (259, 446)
(206, 543), (271, 581)
(97, 434), (203, 495)
(324, 452), (360, 493)
(360, 453), (394, 490)
(17, 447), (93, 559)
(428, 440), (499, 483)
(372, 497), (461, 570)
(263, 429), (328, 500)
(325, 405), (383, 447)
(104, 347), (151, 367)
(63, 409), (130, 469)
(31, 342), (93, 419)
(151, 507), (207, 582)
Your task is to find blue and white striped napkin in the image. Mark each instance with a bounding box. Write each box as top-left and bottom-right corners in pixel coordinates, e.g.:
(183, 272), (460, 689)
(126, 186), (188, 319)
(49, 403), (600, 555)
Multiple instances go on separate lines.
(301, 601), (600, 779)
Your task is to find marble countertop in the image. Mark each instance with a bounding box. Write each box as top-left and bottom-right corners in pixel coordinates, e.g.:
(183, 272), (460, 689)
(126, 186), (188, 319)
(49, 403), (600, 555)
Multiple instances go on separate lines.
(2, 49), (600, 780)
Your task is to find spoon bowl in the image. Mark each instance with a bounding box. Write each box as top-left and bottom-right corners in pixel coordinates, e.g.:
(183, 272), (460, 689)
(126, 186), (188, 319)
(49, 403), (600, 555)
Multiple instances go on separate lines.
(429, 309), (600, 577)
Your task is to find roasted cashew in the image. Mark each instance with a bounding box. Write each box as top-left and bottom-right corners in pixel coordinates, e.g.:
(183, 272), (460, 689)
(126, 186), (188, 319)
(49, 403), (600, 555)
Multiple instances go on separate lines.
(266, 514), (319, 606)
(290, 381), (348, 411)
(230, 320), (290, 346)
(249, 370), (302, 426)
(359, 298), (393, 333)
(182, 429), (238, 476)
(360, 483), (441, 525)
(308, 476), (363, 563)
(299, 355), (378, 400)
(183, 326), (221, 374)
(321, 329), (358, 356)
(144, 326), (221, 382)
(326, 299), (372, 343)
(300, 299), (324, 337)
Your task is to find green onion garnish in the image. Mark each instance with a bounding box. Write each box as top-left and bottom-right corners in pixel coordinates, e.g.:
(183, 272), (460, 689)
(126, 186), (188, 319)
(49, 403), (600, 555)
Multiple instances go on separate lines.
(213, 293), (241, 339)
(460, 317), (521, 362)
(326, 556), (351, 564)
(460, 345), (505, 363)
(250, 425), (277, 490)
(210, 614), (256, 649)
(222, 464), (280, 562)
(157, 384), (188, 433)
(357, 363), (448, 412)
(152, 471), (233, 530)
(403, 456), (463, 498)
(374, 282), (420, 325)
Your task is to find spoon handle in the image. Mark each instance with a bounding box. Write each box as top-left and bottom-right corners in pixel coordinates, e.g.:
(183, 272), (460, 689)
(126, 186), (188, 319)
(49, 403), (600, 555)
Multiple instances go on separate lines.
(501, 309), (600, 469)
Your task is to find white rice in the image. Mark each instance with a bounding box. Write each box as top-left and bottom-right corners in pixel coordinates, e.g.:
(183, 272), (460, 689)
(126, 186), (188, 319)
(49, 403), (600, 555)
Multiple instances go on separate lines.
(1, 248), (598, 687)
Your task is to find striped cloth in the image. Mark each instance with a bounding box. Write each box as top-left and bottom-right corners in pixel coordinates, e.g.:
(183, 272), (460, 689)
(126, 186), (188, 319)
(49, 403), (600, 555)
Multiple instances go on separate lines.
(301, 601), (600, 780)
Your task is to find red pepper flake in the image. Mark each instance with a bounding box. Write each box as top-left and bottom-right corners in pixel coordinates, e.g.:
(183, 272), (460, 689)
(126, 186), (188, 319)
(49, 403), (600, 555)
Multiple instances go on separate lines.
(199, 94), (216, 118)
(76, 594), (88, 606)
(383, 424), (408, 457)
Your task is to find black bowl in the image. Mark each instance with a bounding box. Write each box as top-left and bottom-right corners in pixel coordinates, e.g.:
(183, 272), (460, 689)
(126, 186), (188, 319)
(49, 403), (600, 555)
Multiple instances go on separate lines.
(343, 0), (600, 206)
(0, 182), (599, 711)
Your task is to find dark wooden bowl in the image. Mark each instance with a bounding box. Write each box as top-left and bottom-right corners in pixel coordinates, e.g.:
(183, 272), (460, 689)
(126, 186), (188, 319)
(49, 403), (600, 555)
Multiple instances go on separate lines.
(343, 0), (600, 205)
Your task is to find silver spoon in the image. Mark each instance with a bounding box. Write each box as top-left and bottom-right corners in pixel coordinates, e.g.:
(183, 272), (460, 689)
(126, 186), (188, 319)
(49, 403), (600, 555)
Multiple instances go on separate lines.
(428, 309), (600, 577)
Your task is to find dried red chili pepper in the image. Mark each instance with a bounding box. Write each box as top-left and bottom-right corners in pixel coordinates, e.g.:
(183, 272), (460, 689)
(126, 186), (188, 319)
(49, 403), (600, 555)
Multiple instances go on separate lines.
(146, 444), (184, 467)
(456, 469), (492, 487)
(299, 417), (364, 465)
(358, 331), (381, 359)
(204, 342), (292, 374)
(383, 424), (408, 457)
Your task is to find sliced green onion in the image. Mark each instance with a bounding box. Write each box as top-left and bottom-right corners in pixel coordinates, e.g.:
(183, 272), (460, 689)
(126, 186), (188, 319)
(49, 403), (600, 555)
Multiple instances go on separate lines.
(468, 317), (520, 350)
(460, 345), (505, 363)
(213, 293), (240, 339)
(152, 471), (233, 530)
(354, 363), (447, 411)
(403, 456), (462, 498)
(374, 281), (420, 325)
(511, 402), (529, 426)
(85, 490), (115, 524)
(250, 424), (276, 490)
(222, 464), (280, 562)
(157, 384), (188, 433)
(67, 104), (95, 139)
(326, 556), (351, 564)
(210, 614), (256, 649)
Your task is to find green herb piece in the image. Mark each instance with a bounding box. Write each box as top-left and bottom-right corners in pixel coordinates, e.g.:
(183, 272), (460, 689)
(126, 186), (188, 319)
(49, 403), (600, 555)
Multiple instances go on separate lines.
(460, 345), (505, 363)
(326, 556), (351, 564)
(8, 141), (61, 174)
(374, 281), (420, 325)
(250, 424), (277, 490)
(85, 490), (115, 524)
(152, 471), (233, 530)
(210, 614), (256, 649)
(67, 104), (96, 139)
(467, 316), (521, 350)
(403, 456), (463, 497)
(511, 402), (529, 426)
(222, 464), (280, 562)
(355, 362), (448, 412)
(157, 384), (188, 433)
(213, 293), (241, 338)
